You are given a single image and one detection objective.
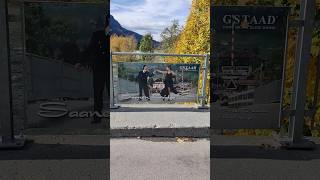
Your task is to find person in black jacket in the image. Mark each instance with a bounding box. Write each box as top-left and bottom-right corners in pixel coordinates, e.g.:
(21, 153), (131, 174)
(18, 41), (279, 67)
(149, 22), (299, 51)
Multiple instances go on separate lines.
(156, 65), (179, 101)
(75, 16), (109, 124)
(137, 65), (154, 101)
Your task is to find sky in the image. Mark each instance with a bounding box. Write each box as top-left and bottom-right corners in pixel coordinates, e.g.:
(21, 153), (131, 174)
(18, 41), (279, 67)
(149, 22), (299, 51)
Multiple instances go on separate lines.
(111, 0), (192, 41)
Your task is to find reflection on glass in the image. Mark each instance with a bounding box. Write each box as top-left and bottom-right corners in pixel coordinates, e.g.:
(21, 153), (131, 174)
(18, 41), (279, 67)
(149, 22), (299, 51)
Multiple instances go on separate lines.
(24, 2), (108, 132)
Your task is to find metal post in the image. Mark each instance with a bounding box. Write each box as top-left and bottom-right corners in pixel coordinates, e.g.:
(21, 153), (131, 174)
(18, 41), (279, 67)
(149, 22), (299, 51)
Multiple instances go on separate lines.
(199, 54), (210, 109)
(109, 52), (119, 109)
(0, 0), (25, 149)
(284, 0), (316, 149)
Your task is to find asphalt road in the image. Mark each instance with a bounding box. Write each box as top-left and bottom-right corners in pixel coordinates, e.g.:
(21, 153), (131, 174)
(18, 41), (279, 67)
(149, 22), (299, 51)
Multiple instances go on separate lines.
(111, 137), (320, 180)
(0, 135), (109, 180)
(213, 158), (320, 180)
(2, 136), (320, 180)
(0, 136), (210, 180)
(110, 138), (210, 180)
(212, 136), (320, 180)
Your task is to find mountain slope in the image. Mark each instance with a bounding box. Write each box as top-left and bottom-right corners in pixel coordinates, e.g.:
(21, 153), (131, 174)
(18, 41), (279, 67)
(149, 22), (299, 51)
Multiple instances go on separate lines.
(110, 15), (159, 46)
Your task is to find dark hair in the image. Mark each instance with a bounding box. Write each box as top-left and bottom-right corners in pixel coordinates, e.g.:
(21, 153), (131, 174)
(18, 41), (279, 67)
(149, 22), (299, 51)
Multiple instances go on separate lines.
(166, 65), (172, 70)
(143, 65), (147, 69)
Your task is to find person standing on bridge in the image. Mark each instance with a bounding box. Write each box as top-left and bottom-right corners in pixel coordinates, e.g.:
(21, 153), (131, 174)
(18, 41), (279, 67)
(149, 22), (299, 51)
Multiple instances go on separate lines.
(137, 65), (154, 101)
(75, 16), (109, 124)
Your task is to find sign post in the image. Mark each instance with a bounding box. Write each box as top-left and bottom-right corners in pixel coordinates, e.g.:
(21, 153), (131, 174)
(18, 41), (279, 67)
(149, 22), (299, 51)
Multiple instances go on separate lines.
(199, 54), (210, 109)
(283, 0), (316, 149)
(110, 52), (120, 109)
(211, 6), (289, 129)
(0, 0), (25, 149)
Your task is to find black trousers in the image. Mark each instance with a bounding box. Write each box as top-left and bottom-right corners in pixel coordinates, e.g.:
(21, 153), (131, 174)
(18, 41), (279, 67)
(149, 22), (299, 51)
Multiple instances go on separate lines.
(139, 83), (149, 98)
(93, 70), (107, 114)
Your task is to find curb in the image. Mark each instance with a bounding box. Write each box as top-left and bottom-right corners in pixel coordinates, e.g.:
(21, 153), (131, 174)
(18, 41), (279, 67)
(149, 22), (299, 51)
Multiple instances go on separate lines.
(24, 127), (210, 138)
(111, 127), (209, 138)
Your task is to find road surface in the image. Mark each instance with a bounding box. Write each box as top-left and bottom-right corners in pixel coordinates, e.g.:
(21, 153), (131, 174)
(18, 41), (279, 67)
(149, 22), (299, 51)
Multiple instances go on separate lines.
(111, 138), (210, 180)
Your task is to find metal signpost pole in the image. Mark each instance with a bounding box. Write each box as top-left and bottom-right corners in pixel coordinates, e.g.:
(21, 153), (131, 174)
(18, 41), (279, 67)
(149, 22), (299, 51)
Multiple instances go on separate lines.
(110, 52), (120, 109)
(0, 0), (25, 149)
(285, 0), (316, 149)
(199, 54), (210, 109)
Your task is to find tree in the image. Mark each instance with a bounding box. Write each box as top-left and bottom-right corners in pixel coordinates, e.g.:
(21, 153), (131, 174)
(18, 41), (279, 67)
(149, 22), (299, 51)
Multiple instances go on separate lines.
(139, 33), (154, 52)
(160, 20), (182, 52)
(139, 33), (154, 61)
(25, 5), (75, 59)
(110, 35), (137, 62)
(172, 0), (210, 64)
(166, 0), (210, 103)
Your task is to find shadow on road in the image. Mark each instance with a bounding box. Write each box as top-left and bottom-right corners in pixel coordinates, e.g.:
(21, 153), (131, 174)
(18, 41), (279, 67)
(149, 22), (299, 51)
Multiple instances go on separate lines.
(0, 143), (109, 160)
(212, 145), (320, 161)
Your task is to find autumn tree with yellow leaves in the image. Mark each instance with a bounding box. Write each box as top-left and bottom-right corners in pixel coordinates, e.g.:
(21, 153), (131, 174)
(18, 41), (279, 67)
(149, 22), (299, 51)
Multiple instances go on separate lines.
(110, 35), (137, 62)
(165, 0), (210, 103)
(171, 0), (210, 64)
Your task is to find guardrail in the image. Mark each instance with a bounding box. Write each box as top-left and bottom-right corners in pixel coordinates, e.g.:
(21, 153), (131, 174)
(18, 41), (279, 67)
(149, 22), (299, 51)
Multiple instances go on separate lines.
(110, 52), (210, 109)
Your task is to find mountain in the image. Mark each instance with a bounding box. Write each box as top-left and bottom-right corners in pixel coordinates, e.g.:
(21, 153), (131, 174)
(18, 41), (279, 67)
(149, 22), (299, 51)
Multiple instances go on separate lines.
(110, 15), (160, 46)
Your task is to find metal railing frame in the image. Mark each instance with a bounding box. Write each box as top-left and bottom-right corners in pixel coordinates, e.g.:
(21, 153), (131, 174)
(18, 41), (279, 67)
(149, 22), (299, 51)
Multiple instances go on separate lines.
(110, 52), (210, 109)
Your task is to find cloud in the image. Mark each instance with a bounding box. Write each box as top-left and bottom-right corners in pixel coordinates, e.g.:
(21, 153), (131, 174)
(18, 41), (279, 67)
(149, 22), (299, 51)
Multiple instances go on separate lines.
(111, 0), (192, 41)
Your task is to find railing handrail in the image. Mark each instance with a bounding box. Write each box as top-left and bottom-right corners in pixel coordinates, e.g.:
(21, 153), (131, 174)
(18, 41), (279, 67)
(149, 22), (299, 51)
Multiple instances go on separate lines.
(111, 51), (207, 58)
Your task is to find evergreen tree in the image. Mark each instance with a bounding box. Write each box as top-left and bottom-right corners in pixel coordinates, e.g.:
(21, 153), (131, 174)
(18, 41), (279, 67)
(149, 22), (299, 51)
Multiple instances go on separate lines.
(139, 33), (154, 61)
(139, 33), (153, 52)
